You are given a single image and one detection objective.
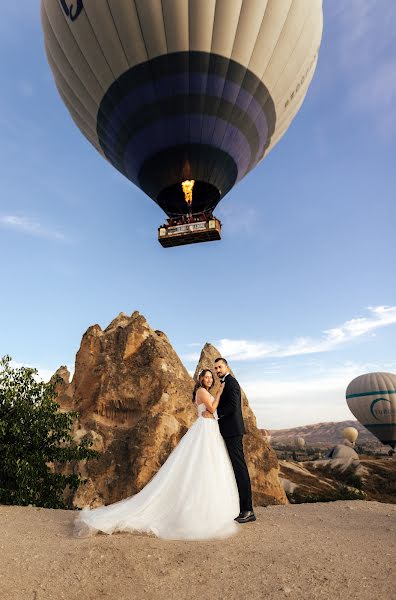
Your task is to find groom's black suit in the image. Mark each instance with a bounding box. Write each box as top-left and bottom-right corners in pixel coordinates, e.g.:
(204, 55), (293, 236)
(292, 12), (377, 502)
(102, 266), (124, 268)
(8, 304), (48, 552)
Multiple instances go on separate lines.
(217, 374), (253, 513)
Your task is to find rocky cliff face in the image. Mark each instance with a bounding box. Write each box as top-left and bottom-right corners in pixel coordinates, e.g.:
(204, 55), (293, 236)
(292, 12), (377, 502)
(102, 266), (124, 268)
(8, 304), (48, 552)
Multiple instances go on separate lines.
(54, 312), (286, 508)
(194, 343), (287, 506)
(55, 311), (195, 508)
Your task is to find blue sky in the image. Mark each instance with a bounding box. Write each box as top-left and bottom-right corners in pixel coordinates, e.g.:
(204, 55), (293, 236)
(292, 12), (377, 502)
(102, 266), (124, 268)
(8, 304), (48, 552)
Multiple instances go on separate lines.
(1, 1), (395, 429)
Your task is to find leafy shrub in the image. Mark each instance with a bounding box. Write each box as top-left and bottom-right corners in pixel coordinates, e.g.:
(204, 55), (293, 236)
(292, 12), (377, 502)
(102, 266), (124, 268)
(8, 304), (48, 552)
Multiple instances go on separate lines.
(287, 485), (366, 504)
(310, 463), (364, 490)
(343, 471), (364, 490)
(0, 356), (99, 508)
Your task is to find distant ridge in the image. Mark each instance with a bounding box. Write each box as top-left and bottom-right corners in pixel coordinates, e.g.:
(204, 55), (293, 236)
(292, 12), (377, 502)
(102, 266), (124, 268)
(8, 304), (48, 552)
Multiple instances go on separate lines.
(267, 420), (380, 447)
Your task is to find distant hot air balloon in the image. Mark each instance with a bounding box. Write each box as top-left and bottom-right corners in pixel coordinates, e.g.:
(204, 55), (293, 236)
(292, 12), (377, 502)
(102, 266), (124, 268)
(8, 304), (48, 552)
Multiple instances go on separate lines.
(346, 373), (396, 451)
(295, 436), (305, 449)
(342, 426), (358, 445)
(41, 0), (323, 246)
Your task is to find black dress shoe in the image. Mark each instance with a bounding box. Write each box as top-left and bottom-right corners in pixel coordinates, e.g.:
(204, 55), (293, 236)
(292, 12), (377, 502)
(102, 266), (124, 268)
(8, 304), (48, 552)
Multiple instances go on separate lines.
(235, 511), (256, 523)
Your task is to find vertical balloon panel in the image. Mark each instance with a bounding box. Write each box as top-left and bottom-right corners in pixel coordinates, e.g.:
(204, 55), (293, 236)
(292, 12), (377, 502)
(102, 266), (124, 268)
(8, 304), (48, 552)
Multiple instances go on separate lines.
(188, 0), (216, 188)
(203, 0), (243, 190)
(161, 0), (190, 188)
(107, 0), (148, 67)
(226, 1), (269, 175)
(42, 1), (103, 153)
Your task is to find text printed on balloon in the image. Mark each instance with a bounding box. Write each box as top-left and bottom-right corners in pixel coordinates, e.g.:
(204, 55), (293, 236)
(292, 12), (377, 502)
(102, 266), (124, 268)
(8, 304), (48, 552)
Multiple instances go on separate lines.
(58, 0), (84, 21)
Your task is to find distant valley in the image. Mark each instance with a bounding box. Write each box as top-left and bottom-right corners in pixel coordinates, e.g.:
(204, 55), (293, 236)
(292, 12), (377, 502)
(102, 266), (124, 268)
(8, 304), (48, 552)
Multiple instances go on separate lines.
(266, 420), (382, 448)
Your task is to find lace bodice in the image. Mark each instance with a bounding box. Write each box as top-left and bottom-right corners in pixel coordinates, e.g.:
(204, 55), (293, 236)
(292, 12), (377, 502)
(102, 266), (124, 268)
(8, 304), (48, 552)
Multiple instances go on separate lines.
(196, 402), (207, 417)
(195, 394), (218, 419)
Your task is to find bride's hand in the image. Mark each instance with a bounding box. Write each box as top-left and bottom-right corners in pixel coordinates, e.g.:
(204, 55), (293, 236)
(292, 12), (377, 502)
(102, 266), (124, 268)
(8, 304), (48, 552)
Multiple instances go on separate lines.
(202, 410), (214, 419)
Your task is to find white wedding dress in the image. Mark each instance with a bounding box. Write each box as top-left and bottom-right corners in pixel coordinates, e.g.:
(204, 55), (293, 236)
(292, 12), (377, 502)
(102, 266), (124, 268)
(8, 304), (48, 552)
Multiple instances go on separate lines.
(74, 396), (239, 540)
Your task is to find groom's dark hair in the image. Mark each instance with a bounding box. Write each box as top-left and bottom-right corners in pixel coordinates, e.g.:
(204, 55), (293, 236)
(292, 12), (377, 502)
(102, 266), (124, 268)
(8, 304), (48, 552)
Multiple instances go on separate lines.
(214, 357), (228, 366)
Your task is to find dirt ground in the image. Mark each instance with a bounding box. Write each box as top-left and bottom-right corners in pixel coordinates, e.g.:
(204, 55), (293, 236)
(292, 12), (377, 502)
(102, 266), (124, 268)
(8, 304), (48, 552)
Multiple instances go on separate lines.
(1, 501), (395, 600)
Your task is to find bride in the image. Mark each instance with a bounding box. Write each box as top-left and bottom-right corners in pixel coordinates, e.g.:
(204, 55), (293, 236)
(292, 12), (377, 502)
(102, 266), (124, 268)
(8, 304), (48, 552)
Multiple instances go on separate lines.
(74, 369), (240, 540)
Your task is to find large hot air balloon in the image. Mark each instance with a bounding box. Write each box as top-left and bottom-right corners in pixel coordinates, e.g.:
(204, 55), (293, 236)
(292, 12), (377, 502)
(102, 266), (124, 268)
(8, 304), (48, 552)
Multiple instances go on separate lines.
(346, 373), (396, 451)
(342, 426), (358, 445)
(41, 0), (323, 246)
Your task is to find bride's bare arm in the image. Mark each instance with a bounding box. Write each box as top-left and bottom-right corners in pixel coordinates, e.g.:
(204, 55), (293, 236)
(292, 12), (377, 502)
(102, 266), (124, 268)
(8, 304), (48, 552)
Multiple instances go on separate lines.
(197, 384), (224, 417)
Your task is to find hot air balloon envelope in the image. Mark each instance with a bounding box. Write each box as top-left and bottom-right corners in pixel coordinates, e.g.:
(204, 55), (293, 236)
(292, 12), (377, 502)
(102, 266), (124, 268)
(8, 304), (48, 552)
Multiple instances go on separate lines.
(41, 0), (323, 245)
(342, 426), (358, 445)
(346, 373), (396, 449)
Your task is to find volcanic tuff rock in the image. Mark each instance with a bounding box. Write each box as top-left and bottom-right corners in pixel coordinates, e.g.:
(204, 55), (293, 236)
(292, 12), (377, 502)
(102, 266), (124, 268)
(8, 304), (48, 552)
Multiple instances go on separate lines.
(195, 343), (287, 506)
(55, 311), (195, 508)
(54, 312), (286, 508)
(279, 457), (396, 504)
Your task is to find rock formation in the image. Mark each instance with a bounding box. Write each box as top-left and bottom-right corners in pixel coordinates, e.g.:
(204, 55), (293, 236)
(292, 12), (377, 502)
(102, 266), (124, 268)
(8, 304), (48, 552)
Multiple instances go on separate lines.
(325, 443), (360, 462)
(54, 312), (286, 508)
(55, 311), (195, 508)
(278, 454), (396, 504)
(194, 343), (287, 506)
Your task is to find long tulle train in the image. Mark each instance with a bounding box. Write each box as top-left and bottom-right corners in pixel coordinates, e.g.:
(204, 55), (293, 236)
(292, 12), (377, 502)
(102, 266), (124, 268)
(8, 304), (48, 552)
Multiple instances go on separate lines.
(74, 416), (239, 540)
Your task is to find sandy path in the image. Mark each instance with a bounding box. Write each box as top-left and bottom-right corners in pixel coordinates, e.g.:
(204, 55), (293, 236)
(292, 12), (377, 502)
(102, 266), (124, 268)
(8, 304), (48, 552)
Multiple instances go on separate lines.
(1, 501), (395, 600)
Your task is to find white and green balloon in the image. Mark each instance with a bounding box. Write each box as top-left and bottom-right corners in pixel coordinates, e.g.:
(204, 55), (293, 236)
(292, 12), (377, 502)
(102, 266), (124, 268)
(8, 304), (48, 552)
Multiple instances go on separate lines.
(346, 372), (396, 450)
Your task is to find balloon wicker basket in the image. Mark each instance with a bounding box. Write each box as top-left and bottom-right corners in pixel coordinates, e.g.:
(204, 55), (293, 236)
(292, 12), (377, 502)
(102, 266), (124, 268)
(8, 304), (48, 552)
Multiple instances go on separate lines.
(158, 215), (222, 248)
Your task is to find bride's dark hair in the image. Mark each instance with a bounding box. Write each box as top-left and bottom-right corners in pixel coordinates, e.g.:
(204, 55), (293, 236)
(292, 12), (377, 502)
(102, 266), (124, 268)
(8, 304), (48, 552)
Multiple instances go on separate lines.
(192, 369), (214, 402)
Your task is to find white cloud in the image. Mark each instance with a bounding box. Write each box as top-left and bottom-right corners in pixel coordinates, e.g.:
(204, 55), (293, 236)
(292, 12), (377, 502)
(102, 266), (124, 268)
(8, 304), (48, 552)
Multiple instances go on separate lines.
(219, 306), (396, 360)
(4, 360), (54, 383)
(183, 306), (396, 362)
(242, 361), (396, 429)
(0, 215), (68, 241)
(6, 359), (74, 384)
(214, 338), (277, 360)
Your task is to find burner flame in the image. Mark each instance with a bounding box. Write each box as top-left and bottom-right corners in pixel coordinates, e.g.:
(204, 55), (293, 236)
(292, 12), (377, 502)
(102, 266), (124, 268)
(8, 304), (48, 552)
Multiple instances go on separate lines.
(182, 180), (195, 206)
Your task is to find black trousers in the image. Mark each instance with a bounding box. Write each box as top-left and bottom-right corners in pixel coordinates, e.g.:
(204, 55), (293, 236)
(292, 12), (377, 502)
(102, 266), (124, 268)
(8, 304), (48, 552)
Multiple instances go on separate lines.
(224, 435), (253, 512)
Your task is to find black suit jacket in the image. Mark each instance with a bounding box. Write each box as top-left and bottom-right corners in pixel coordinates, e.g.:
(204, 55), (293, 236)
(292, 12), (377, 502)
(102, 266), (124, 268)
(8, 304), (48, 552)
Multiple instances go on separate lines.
(216, 374), (246, 438)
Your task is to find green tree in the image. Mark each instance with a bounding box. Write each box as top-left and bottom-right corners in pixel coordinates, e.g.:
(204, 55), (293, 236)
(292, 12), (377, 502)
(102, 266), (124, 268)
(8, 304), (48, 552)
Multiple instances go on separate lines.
(0, 356), (99, 508)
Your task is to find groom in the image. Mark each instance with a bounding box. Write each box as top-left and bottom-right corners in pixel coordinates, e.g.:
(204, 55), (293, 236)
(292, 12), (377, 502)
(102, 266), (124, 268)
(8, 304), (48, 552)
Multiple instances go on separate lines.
(204, 357), (255, 524)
